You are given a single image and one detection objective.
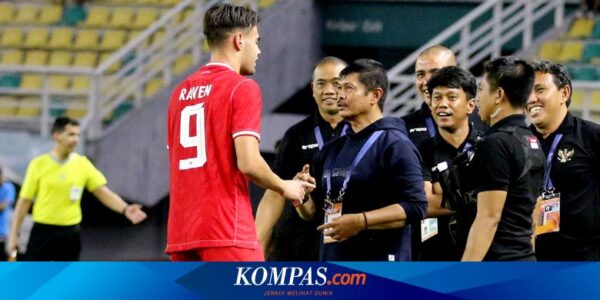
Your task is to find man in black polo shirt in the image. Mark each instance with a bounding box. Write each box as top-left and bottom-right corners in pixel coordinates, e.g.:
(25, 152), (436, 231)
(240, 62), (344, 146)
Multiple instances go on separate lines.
(417, 66), (484, 260)
(528, 60), (600, 261)
(462, 57), (544, 261)
(255, 57), (347, 261)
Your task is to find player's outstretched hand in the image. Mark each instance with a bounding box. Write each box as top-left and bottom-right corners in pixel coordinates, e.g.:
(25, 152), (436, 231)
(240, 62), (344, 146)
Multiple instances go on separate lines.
(125, 204), (148, 225)
(282, 180), (315, 203)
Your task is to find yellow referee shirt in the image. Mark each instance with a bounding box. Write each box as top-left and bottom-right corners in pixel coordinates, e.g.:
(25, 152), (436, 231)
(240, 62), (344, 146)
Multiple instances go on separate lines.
(20, 153), (107, 226)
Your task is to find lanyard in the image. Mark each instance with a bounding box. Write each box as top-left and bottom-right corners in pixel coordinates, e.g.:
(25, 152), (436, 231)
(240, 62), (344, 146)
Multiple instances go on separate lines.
(543, 133), (563, 190)
(425, 116), (436, 138)
(314, 124), (349, 150)
(324, 130), (383, 201)
(461, 141), (473, 154)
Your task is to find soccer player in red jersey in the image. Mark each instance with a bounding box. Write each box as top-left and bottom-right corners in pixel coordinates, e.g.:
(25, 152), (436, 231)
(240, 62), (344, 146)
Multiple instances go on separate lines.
(166, 3), (313, 262)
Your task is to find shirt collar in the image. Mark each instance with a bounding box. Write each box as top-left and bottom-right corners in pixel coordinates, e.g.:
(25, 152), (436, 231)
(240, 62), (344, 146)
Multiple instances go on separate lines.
(489, 114), (527, 132)
(205, 62), (235, 71)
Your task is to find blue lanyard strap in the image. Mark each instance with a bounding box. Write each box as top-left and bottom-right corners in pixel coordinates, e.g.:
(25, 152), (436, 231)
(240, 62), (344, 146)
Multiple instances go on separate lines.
(462, 141), (473, 154)
(314, 124), (349, 150)
(325, 130), (383, 200)
(425, 116), (436, 138)
(543, 133), (563, 190)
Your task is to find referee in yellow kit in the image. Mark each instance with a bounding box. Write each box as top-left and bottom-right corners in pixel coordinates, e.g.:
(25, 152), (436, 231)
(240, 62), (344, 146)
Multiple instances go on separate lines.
(6, 117), (147, 261)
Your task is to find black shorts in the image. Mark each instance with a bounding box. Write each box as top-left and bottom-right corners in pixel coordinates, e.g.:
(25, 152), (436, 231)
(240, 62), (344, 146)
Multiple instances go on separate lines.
(25, 223), (81, 261)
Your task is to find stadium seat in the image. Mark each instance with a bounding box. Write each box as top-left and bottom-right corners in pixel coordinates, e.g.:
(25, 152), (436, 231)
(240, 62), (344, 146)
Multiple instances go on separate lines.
(14, 4), (39, 24)
(109, 8), (134, 29)
(100, 30), (128, 51)
(20, 74), (44, 90)
(24, 28), (50, 49)
(0, 74), (21, 88)
(557, 41), (584, 62)
(49, 75), (70, 92)
(24, 50), (49, 66)
(173, 54), (193, 75)
(99, 53), (121, 73)
(161, 0), (180, 6)
(48, 28), (74, 50)
(66, 107), (88, 120)
(144, 78), (163, 97)
(73, 51), (97, 68)
(0, 96), (18, 116)
(568, 18), (595, 39)
(74, 29), (100, 50)
(259, 0), (277, 8)
(63, 4), (87, 26)
(49, 51), (73, 67)
(583, 43), (600, 63)
(570, 66), (598, 81)
(592, 91), (600, 106)
(1, 28), (25, 48)
(538, 41), (562, 61)
(39, 5), (63, 25)
(16, 97), (41, 118)
(151, 30), (165, 46)
(1, 50), (24, 65)
(0, 3), (16, 25)
(133, 8), (158, 30)
(71, 76), (91, 91)
(570, 90), (583, 108)
(83, 7), (110, 28)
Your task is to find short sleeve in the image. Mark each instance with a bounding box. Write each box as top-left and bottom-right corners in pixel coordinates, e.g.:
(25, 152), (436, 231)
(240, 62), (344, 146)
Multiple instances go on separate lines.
(231, 79), (262, 141)
(19, 159), (39, 200)
(84, 157), (108, 192)
(473, 136), (512, 192)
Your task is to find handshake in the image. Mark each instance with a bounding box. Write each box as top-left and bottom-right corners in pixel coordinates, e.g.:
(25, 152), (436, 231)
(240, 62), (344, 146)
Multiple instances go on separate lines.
(281, 164), (316, 207)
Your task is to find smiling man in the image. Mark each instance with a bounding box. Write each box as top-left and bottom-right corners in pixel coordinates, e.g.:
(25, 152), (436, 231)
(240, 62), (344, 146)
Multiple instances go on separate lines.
(417, 66), (484, 260)
(528, 60), (600, 261)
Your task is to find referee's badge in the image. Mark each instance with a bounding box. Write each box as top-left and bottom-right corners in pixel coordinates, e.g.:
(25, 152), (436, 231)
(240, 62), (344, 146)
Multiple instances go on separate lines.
(557, 148), (574, 163)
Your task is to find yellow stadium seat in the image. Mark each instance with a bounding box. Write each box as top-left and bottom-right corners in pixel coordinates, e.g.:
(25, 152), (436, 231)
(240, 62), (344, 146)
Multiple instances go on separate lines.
(24, 28), (50, 49)
(1, 28), (24, 48)
(48, 51), (73, 66)
(20, 75), (43, 90)
(49, 75), (70, 92)
(1, 50), (24, 65)
(74, 29), (99, 50)
(99, 53), (121, 73)
(558, 41), (584, 63)
(39, 5), (63, 25)
(592, 91), (600, 106)
(15, 4), (39, 24)
(71, 77), (91, 91)
(0, 3), (16, 24)
(136, 0), (160, 4)
(0, 97), (18, 116)
(100, 30), (127, 51)
(24, 50), (49, 66)
(161, 0), (180, 6)
(568, 18), (595, 39)
(144, 78), (163, 97)
(83, 7), (110, 28)
(173, 54), (192, 75)
(109, 8), (134, 29)
(570, 90), (584, 109)
(48, 28), (74, 50)
(66, 107), (87, 120)
(16, 97), (41, 118)
(73, 51), (97, 68)
(259, 0), (277, 8)
(151, 30), (165, 46)
(133, 8), (158, 30)
(538, 41), (562, 61)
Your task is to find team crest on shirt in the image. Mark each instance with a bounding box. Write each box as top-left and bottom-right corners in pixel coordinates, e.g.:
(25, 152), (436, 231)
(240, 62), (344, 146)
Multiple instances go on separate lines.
(557, 148), (574, 163)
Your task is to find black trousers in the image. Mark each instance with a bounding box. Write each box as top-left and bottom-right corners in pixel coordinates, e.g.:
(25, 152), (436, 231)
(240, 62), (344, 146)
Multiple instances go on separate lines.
(25, 223), (81, 261)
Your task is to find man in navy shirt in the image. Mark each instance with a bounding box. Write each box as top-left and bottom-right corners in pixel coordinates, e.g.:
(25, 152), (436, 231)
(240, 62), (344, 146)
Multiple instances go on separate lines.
(255, 57), (348, 261)
(295, 59), (427, 261)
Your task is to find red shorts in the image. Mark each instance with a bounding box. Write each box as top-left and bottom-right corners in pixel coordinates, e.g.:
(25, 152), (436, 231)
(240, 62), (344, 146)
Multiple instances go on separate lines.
(170, 246), (265, 262)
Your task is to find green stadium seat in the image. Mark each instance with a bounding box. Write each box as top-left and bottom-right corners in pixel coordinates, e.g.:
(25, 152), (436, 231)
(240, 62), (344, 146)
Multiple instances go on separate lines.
(0, 74), (22, 88)
(62, 4), (87, 26)
(583, 43), (600, 62)
(570, 66), (598, 81)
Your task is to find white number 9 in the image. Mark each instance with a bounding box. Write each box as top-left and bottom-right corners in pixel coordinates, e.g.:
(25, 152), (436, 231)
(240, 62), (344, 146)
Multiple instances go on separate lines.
(179, 103), (206, 170)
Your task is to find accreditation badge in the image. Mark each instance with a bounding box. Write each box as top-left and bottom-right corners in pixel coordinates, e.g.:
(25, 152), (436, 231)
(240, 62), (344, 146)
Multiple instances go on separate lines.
(534, 191), (560, 235)
(421, 218), (439, 242)
(323, 199), (342, 244)
(70, 186), (83, 202)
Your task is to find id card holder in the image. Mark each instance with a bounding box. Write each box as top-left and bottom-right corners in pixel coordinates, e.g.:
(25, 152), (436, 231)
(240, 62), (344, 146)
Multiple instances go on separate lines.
(421, 218), (439, 242)
(534, 191), (560, 235)
(70, 187), (82, 202)
(323, 200), (342, 244)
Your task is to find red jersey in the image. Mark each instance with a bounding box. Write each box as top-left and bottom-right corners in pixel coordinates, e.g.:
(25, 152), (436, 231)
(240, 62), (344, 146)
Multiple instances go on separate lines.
(166, 63), (262, 253)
